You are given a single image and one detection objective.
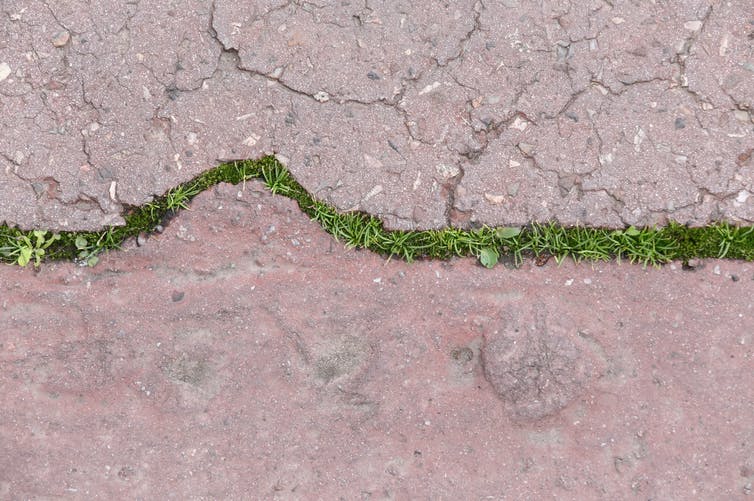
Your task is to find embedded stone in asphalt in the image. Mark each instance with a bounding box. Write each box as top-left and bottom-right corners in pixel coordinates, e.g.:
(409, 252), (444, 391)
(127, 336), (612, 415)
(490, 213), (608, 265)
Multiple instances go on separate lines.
(1, 183), (752, 498)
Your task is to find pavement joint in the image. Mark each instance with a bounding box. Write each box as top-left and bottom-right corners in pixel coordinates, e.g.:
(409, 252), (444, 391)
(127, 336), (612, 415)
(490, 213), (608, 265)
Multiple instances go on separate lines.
(1, 156), (752, 268)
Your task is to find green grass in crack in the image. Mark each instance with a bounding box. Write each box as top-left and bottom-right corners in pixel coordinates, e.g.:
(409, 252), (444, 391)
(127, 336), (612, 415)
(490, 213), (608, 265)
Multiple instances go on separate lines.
(1, 155), (753, 268)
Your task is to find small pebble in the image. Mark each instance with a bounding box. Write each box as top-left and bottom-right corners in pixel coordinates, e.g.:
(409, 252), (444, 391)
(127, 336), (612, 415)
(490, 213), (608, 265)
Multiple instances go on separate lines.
(734, 110), (751, 122)
(517, 142), (534, 155)
(684, 258), (702, 270)
(52, 31), (70, 47)
(0, 62), (10, 82)
(683, 20), (703, 31)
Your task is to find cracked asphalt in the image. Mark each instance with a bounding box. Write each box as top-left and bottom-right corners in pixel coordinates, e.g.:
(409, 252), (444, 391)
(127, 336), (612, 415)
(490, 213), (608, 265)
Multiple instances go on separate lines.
(1, 1), (754, 499)
(1, 0), (752, 230)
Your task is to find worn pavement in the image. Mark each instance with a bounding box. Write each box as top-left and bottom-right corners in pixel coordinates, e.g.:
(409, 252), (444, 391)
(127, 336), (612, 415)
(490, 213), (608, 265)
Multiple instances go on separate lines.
(1, 1), (754, 499)
(1, 0), (752, 230)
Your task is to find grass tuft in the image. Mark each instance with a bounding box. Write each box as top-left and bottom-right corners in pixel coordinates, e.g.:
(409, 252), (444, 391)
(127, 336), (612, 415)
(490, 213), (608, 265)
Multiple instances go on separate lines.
(1, 156), (752, 268)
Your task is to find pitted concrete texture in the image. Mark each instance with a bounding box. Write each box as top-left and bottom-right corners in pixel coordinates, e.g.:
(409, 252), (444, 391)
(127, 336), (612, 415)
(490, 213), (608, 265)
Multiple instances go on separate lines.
(2, 183), (753, 498)
(1, 1), (753, 231)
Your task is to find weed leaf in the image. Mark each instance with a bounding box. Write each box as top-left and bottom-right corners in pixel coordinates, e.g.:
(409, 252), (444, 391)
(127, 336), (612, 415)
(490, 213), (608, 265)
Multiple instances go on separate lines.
(495, 227), (521, 239)
(479, 247), (499, 268)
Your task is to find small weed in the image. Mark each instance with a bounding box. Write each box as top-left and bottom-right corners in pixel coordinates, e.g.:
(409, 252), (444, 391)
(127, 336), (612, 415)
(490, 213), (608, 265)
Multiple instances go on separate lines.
(165, 182), (203, 211)
(715, 223), (754, 258)
(73, 228), (119, 267)
(0, 230), (61, 267)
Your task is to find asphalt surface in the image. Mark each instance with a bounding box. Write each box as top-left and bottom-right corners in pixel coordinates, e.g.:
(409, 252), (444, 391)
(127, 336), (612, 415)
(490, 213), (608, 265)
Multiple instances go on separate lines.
(1, 1), (753, 499)
(1, 0), (752, 230)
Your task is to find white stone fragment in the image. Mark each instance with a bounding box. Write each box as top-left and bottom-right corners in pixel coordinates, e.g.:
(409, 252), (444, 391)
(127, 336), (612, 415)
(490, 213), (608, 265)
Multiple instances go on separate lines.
(413, 171), (421, 191)
(484, 193), (505, 204)
(363, 184), (383, 201)
(436, 163), (460, 179)
(719, 34), (729, 56)
(592, 83), (608, 95)
(633, 127), (646, 152)
(275, 154), (289, 165)
(509, 159), (521, 168)
(10, 8), (26, 21)
(509, 116), (528, 131)
(611, 17), (625, 25)
(109, 181), (117, 201)
(363, 153), (383, 170)
(735, 190), (750, 204)
(313, 91), (330, 102)
(0, 62), (11, 82)
(243, 133), (261, 146)
(51, 31), (70, 47)
(684, 20), (703, 31)
(418, 81), (441, 95)
(734, 110), (750, 122)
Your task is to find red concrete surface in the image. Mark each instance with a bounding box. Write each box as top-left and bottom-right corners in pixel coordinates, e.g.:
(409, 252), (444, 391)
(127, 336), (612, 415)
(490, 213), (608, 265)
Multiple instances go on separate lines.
(2, 183), (752, 499)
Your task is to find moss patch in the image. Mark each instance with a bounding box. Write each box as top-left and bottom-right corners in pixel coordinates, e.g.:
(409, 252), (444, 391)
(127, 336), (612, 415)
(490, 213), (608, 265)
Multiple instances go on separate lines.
(1, 156), (753, 268)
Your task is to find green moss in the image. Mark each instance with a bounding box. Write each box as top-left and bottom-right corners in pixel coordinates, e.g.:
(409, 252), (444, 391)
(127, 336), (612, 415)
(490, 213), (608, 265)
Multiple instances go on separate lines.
(1, 156), (753, 268)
